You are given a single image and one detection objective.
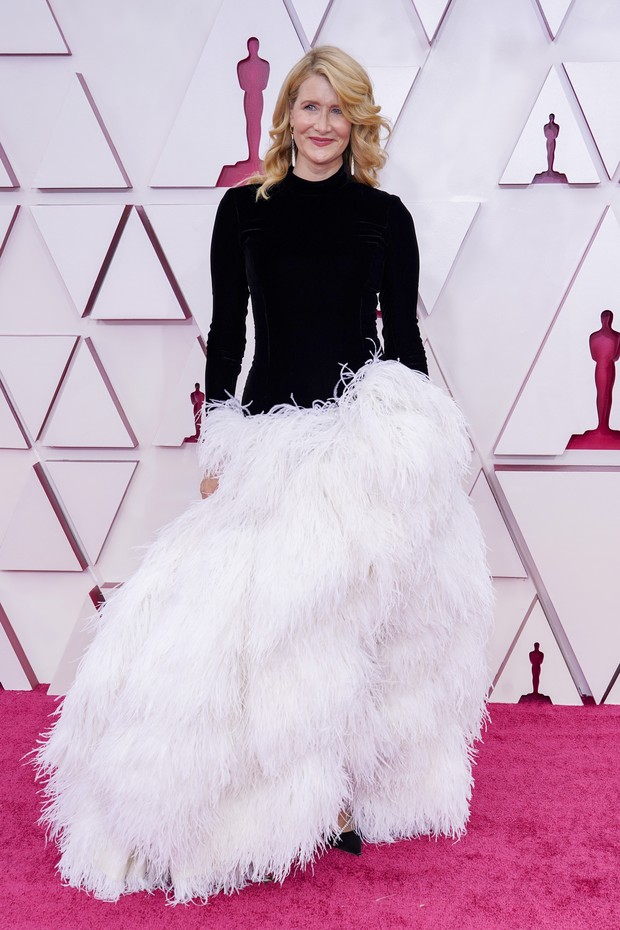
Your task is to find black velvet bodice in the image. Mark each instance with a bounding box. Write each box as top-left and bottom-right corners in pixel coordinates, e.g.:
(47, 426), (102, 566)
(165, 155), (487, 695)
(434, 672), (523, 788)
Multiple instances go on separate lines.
(206, 165), (427, 413)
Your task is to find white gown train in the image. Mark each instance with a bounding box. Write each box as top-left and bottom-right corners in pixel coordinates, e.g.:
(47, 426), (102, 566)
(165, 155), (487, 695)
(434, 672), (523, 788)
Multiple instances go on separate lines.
(35, 361), (493, 902)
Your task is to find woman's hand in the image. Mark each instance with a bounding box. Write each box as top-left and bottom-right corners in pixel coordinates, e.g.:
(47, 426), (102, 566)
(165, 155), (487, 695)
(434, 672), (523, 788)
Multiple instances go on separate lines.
(200, 475), (219, 499)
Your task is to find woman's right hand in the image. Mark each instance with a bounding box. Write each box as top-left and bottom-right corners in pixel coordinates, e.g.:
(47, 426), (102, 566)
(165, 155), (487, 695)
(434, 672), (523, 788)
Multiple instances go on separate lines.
(200, 475), (219, 499)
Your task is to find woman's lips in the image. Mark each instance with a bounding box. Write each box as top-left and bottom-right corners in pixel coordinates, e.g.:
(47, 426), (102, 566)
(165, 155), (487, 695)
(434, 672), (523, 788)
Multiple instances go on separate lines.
(309, 137), (334, 146)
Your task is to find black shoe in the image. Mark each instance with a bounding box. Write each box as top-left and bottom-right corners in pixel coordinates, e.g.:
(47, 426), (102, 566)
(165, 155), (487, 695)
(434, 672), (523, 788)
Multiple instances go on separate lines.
(330, 829), (362, 856)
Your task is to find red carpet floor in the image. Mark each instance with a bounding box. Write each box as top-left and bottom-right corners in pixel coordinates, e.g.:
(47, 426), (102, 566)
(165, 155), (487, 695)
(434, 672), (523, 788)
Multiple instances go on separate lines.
(2, 689), (619, 930)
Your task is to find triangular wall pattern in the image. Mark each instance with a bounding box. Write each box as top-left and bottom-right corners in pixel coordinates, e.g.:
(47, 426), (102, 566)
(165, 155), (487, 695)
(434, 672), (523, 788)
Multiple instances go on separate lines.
(145, 204), (218, 336)
(89, 207), (190, 320)
(152, 0), (304, 187)
(0, 0), (69, 55)
(0, 465), (85, 570)
(411, 0), (453, 42)
(32, 204), (124, 314)
(153, 339), (207, 446)
(496, 467), (620, 704)
(40, 338), (137, 448)
(496, 208), (620, 455)
(500, 66), (599, 185)
(0, 206), (19, 257)
(602, 666), (620, 704)
(564, 62), (620, 179)
(0, 142), (19, 189)
(534, 0), (575, 39)
(48, 583), (118, 695)
(491, 599), (581, 704)
(0, 603), (38, 690)
(0, 382), (28, 449)
(367, 67), (420, 136)
(47, 460), (138, 563)
(409, 201), (479, 313)
(486, 578), (537, 694)
(34, 73), (130, 189)
(0, 335), (77, 439)
(288, 0), (333, 46)
(469, 471), (527, 578)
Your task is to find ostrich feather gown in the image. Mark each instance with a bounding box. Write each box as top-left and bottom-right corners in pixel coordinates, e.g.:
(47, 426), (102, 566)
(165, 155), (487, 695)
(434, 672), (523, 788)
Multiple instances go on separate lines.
(35, 361), (492, 902)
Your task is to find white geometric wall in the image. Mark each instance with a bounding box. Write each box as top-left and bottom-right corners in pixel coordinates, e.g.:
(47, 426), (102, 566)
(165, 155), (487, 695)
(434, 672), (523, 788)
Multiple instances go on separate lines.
(0, 0), (619, 706)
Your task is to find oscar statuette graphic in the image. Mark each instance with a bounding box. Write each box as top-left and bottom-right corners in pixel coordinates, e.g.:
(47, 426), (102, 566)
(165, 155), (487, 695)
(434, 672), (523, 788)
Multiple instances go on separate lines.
(184, 382), (205, 443)
(217, 37), (270, 187)
(567, 310), (620, 450)
(519, 642), (552, 704)
(532, 113), (568, 184)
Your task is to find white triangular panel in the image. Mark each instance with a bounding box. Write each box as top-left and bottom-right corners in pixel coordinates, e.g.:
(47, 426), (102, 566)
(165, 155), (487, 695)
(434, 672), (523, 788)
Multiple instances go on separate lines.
(486, 578), (536, 692)
(496, 209), (620, 455)
(564, 62), (620, 179)
(500, 67), (599, 185)
(47, 460), (137, 563)
(491, 600), (580, 705)
(0, 622), (35, 688)
(0, 468), (83, 570)
(291, 0), (332, 44)
(153, 340), (207, 446)
(603, 671), (620, 705)
(0, 144), (18, 189)
(496, 468), (620, 704)
(535, 0), (574, 38)
(424, 339), (450, 392)
(469, 471), (526, 578)
(0, 387), (28, 448)
(91, 208), (187, 320)
(47, 590), (97, 695)
(34, 73), (130, 190)
(411, 0), (452, 42)
(32, 204), (123, 313)
(410, 201), (479, 313)
(0, 0), (69, 54)
(41, 339), (137, 448)
(0, 335), (77, 438)
(47, 586), (119, 695)
(366, 68), (419, 131)
(317, 0), (425, 67)
(0, 603), (37, 690)
(0, 206), (19, 256)
(145, 205), (218, 337)
(151, 0), (303, 187)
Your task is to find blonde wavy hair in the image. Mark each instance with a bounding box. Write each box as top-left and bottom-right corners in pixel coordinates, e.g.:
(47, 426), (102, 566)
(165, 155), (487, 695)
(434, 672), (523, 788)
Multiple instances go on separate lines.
(248, 46), (391, 200)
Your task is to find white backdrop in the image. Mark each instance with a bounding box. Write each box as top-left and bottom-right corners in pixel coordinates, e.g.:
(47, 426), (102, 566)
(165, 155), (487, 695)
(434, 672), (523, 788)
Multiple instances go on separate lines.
(0, 0), (619, 706)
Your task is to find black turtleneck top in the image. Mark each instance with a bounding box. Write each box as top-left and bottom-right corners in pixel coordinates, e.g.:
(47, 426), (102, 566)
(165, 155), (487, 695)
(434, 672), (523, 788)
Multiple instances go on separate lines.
(206, 165), (427, 413)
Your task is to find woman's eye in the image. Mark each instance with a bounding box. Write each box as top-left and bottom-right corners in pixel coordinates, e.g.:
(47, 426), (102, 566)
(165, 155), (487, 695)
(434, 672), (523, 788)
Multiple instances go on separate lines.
(332, 108), (342, 115)
(304, 104), (316, 110)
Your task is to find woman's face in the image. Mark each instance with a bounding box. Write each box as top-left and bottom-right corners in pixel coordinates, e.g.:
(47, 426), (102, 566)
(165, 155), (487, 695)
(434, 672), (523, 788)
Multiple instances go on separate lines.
(289, 74), (352, 180)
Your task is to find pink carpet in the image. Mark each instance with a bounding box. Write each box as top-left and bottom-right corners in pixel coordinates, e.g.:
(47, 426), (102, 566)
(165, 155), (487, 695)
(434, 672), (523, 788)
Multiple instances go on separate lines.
(2, 689), (619, 930)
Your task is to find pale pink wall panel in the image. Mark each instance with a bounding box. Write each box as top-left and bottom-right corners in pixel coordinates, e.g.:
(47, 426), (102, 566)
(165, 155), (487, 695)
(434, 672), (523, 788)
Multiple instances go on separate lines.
(0, 0), (617, 700)
(0, 0), (69, 55)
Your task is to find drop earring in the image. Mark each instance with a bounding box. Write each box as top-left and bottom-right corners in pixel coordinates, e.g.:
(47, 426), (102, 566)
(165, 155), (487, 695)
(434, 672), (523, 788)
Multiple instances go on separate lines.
(290, 129), (295, 167)
(350, 151), (355, 176)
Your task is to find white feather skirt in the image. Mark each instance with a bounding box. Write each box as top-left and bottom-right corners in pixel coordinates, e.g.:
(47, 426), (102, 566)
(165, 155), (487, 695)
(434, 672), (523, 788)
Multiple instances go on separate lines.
(35, 360), (493, 903)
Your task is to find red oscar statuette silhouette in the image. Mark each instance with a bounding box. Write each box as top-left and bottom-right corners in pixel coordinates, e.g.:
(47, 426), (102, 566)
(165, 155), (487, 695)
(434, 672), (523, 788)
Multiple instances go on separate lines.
(217, 37), (270, 187)
(519, 642), (552, 704)
(184, 382), (205, 443)
(567, 310), (620, 450)
(532, 113), (568, 184)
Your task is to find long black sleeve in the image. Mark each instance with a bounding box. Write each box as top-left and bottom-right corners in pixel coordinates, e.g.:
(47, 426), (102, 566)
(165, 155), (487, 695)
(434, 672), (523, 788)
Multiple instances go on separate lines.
(205, 189), (250, 402)
(379, 197), (428, 376)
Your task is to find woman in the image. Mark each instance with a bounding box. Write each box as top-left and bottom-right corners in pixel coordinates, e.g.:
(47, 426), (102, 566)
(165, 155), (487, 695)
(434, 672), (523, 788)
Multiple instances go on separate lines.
(36, 47), (492, 903)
